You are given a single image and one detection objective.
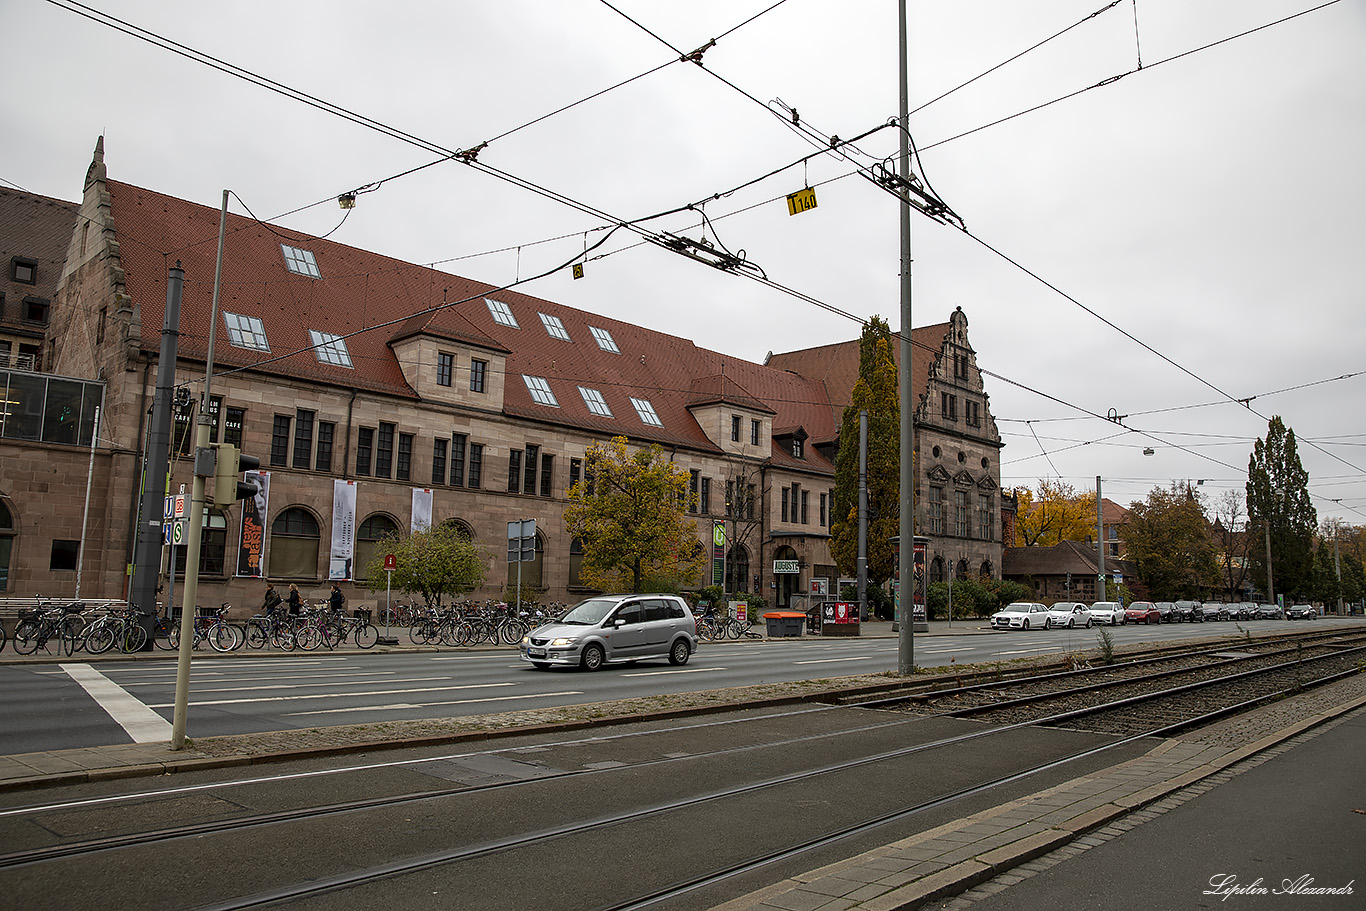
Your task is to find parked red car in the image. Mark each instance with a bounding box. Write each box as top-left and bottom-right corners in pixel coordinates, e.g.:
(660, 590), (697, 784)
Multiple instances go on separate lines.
(1124, 602), (1161, 625)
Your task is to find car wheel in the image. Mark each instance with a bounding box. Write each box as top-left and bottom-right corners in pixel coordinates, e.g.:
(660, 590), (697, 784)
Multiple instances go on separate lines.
(1085, 619), (1092, 628)
(1022, 619), (1030, 630)
(581, 643), (605, 671)
(1067, 618), (1075, 628)
(668, 639), (691, 666)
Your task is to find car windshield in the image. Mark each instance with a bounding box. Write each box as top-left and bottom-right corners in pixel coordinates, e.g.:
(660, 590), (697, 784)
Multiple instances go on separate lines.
(557, 598), (619, 625)
(1002, 604), (1032, 613)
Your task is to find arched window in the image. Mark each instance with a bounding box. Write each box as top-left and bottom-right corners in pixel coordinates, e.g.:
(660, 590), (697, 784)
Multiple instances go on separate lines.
(355, 514), (400, 580)
(726, 544), (751, 593)
(506, 530), (544, 590)
(980, 560), (994, 580)
(270, 507), (321, 578)
(956, 559), (969, 581)
(440, 517), (474, 540)
(0, 501), (14, 592)
(569, 537), (586, 588)
(174, 510), (227, 576)
(929, 556), (945, 586)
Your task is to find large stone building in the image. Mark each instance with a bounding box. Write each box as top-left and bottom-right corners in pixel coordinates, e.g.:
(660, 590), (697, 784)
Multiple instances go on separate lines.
(767, 307), (1012, 587)
(1, 140), (1011, 613)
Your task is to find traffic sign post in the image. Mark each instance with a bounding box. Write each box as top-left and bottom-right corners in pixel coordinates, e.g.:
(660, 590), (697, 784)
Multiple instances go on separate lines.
(507, 520), (536, 615)
(378, 552), (398, 645)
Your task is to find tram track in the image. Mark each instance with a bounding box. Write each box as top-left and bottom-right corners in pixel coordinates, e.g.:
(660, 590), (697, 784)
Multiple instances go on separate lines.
(0, 627), (1360, 911)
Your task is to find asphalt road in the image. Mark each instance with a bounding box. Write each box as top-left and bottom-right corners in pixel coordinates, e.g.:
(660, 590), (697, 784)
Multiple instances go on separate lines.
(1, 617), (1360, 755)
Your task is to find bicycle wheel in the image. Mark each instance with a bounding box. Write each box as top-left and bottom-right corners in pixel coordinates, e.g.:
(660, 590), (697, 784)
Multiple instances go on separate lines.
(0, 622), (6, 653)
(120, 623), (148, 653)
(84, 622), (115, 655)
(354, 622), (378, 649)
(209, 622), (239, 652)
(322, 622), (346, 650)
(408, 619), (429, 645)
(245, 621), (268, 649)
(13, 620), (42, 655)
(152, 616), (177, 650)
(295, 623), (323, 651)
(62, 615), (86, 656)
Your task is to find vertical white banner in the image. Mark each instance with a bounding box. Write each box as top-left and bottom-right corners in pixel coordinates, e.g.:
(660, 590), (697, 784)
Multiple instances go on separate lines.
(236, 470), (270, 577)
(411, 487), (433, 532)
(330, 478), (357, 580)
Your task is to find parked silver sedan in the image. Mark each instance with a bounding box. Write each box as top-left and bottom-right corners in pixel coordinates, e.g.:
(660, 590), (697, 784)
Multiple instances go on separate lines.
(1044, 602), (1093, 629)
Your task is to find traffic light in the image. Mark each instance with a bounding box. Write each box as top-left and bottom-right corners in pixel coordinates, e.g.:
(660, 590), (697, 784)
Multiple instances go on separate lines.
(213, 443), (261, 503)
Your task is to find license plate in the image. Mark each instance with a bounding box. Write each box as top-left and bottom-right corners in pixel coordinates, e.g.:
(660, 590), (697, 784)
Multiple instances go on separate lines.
(528, 648), (546, 658)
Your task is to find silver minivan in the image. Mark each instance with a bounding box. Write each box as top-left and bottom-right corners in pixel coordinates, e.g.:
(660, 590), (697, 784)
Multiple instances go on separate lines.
(520, 594), (698, 670)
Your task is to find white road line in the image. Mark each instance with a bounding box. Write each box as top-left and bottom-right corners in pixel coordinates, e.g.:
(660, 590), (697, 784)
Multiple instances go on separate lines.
(621, 667), (725, 676)
(284, 691), (585, 716)
(794, 656), (875, 665)
(148, 682), (515, 709)
(61, 664), (173, 743)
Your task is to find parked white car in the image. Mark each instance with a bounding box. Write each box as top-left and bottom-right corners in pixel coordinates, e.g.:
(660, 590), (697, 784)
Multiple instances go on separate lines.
(1087, 601), (1125, 625)
(990, 602), (1050, 630)
(1044, 602), (1093, 629)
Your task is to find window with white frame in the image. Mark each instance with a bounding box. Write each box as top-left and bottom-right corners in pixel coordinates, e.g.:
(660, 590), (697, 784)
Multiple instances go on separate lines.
(590, 326), (619, 353)
(579, 386), (612, 417)
(308, 329), (353, 367)
(539, 313), (571, 341)
(223, 312), (270, 351)
(630, 397), (662, 427)
(523, 375), (559, 407)
(485, 297), (519, 327)
(281, 244), (321, 278)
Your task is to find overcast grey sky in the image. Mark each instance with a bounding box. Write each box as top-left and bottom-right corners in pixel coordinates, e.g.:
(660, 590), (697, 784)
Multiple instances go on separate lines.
(6, 0), (1364, 526)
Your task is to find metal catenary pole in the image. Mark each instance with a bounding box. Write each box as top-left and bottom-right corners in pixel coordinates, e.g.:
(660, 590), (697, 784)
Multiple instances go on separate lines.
(896, 0), (916, 673)
(172, 189), (229, 751)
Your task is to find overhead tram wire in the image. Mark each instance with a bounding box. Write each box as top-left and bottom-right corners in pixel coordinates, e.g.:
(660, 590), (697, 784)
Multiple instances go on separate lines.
(58, 0), (1352, 492)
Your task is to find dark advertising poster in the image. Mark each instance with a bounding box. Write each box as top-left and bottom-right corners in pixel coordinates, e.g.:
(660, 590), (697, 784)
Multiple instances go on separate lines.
(236, 471), (269, 577)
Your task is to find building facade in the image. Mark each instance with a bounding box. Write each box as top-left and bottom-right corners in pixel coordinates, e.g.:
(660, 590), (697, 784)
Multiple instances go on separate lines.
(2, 140), (1010, 615)
(766, 307), (1011, 588)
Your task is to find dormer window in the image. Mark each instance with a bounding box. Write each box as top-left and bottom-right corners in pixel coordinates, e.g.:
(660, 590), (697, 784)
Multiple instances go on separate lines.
(281, 244), (320, 278)
(579, 386), (612, 417)
(11, 257), (37, 284)
(223, 312), (270, 351)
(590, 326), (619, 353)
(485, 297), (519, 328)
(540, 313), (570, 341)
(631, 397), (662, 427)
(523, 375), (559, 407)
(308, 329), (353, 368)
(792, 437), (804, 459)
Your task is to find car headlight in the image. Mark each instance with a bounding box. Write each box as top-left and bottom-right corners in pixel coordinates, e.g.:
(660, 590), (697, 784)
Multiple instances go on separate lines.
(551, 637), (577, 647)
(521, 635), (530, 647)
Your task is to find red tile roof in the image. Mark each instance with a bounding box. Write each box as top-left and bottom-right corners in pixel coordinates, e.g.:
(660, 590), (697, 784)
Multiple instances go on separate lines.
(107, 180), (839, 469)
(764, 323), (952, 429)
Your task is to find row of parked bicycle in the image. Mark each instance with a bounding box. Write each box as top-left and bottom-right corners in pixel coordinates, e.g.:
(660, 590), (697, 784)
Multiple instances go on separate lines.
(0, 598), (385, 655)
(991, 599), (1316, 631)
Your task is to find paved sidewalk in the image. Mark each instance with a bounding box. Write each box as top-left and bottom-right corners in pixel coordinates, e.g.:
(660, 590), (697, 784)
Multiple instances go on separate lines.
(710, 683), (1366, 911)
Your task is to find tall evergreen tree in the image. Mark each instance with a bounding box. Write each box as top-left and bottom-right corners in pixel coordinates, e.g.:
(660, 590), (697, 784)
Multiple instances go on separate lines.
(1246, 416), (1317, 601)
(830, 317), (900, 585)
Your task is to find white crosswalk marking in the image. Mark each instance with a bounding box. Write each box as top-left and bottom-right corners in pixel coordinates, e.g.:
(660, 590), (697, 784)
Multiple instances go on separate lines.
(61, 663), (173, 743)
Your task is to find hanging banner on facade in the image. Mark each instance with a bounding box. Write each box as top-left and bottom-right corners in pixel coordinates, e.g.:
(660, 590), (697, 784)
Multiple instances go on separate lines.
(411, 487), (433, 532)
(236, 470), (270, 577)
(330, 478), (357, 581)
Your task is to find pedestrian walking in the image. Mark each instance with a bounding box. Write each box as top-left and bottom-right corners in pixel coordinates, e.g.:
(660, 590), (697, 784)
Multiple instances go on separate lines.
(286, 583), (303, 616)
(329, 583), (346, 613)
(263, 583), (283, 615)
